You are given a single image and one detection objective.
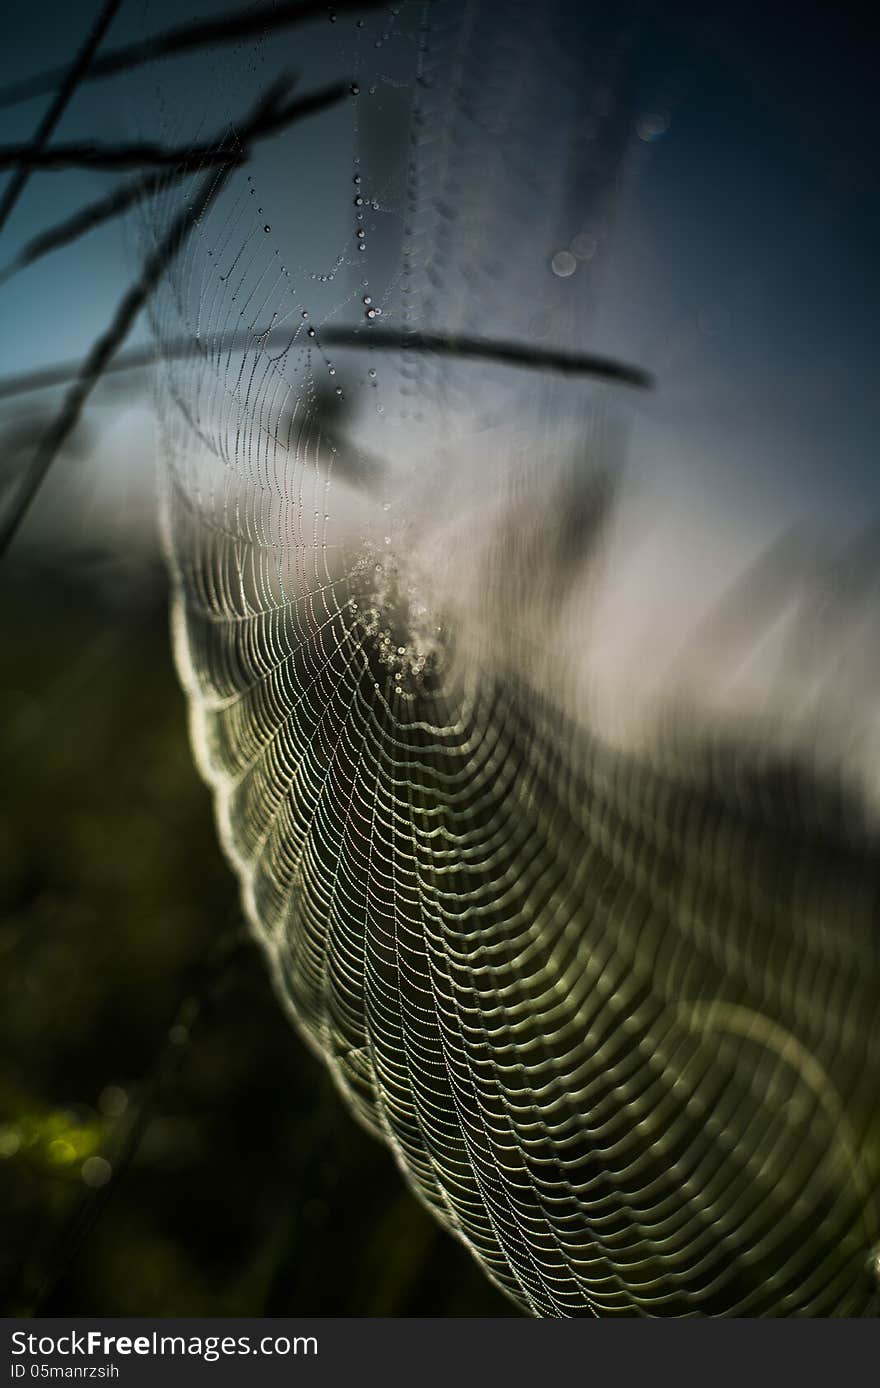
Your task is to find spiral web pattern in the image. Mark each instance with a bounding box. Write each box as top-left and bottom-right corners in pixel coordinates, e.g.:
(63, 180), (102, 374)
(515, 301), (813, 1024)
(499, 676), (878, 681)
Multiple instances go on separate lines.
(150, 0), (880, 1314)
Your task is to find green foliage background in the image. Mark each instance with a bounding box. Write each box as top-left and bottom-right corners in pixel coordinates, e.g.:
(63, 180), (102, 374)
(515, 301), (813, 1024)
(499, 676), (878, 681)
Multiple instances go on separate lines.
(0, 561), (514, 1316)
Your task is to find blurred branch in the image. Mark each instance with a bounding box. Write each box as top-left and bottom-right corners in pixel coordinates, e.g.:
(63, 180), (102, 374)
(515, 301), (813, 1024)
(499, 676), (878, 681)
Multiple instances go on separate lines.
(0, 138), (248, 173)
(0, 74), (348, 557)
(0, 0), (388, 110)
(0, 329), (655, 406)
(327, 328), (655, 389)
(0, 72), (346, 174)
(0, 74), (354, 284)
(0, 0), (123, 233)
(0, 166), (238, 286)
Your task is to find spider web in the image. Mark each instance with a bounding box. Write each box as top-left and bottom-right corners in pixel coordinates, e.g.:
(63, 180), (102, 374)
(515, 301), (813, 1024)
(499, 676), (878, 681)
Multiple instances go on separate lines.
(146, 0), (880, 1315)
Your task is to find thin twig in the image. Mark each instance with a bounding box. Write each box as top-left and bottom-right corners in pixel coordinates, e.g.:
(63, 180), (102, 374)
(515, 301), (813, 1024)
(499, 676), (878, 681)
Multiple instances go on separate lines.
(0, 165), (242, 287)
(326, 328), (656, 389)
(0, 73), (355, 178)
(0, 66), (373, 282)
(0, 329), (655, 406)
(0, 138), (248, 173)
(0, 0), (389, 110)
(0, 0), (123, 233)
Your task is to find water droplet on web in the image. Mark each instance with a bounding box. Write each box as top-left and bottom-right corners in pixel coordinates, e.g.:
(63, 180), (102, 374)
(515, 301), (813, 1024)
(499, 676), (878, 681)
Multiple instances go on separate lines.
(369, 369), (377, 379)
(356, 228), (366, 238)
(354, 195), (364, 206)
(366, 307), (377, 319)
(307, 327), (316, 338)
(264, 224), (271, 233)
(353, 174), (361, 185)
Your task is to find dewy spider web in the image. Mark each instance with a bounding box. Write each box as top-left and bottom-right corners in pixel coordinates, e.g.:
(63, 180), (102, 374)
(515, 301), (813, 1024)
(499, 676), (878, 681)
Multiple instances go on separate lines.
(146, 0), (880, 1315)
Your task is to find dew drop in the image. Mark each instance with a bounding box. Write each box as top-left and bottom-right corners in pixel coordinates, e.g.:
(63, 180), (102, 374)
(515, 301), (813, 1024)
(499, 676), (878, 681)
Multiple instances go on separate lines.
(350, 83), (360, 95)
(264, 224), (271, 232)
(551, 249), (577, 278)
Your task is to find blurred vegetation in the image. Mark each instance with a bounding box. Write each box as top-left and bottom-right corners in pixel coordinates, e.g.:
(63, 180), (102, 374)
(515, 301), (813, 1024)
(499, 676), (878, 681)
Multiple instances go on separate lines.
(0, 557), (515, 1317)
